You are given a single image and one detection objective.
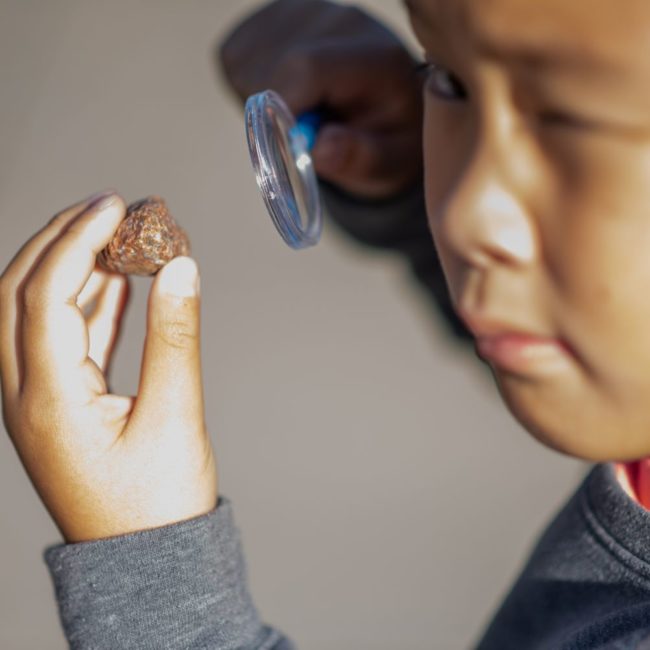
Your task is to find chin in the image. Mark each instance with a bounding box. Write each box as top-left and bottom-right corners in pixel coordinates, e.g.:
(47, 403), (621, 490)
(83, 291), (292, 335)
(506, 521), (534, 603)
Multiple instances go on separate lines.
(490, 370), (650, 463)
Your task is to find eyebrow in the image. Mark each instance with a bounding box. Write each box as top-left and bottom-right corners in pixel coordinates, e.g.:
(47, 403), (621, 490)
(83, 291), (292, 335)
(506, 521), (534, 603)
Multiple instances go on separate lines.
(479, 39), (619, 75)
(401, 0), (621, 74)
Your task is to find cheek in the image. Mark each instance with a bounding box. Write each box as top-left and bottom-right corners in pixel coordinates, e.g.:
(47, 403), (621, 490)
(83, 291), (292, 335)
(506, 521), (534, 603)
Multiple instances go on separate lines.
(544, 174), (650, 394)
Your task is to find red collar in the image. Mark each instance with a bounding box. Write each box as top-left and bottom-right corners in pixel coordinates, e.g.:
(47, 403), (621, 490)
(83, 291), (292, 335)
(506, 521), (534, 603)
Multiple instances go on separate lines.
(614, 459), (650, 508)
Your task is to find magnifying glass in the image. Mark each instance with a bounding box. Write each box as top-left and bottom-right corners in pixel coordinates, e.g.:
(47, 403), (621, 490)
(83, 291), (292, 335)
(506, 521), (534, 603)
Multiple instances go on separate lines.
(244, 89), (323, 250)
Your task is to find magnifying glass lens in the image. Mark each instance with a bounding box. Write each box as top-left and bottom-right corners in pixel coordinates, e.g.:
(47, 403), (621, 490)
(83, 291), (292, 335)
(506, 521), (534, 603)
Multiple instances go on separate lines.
(245, 90), (322, 249)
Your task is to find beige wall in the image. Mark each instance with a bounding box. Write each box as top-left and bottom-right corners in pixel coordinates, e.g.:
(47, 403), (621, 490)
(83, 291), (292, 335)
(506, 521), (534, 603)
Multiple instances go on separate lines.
(0, 2), (584, 648)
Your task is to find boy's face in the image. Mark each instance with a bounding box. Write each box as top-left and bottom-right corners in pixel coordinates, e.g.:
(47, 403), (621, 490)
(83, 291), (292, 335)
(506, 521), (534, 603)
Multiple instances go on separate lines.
(405, 0), (650, 461)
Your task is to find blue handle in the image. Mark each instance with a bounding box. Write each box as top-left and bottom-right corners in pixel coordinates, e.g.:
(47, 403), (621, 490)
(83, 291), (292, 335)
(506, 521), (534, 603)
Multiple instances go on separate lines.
(291, 111), (323, 152)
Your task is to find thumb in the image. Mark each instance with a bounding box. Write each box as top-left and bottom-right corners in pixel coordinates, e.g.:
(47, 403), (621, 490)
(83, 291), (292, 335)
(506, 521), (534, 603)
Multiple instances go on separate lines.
(135, 256), (204, 430)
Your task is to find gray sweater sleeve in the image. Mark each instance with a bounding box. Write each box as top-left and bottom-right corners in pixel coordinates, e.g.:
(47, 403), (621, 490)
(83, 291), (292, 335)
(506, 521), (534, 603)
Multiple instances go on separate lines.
(43, 497), (295, 650)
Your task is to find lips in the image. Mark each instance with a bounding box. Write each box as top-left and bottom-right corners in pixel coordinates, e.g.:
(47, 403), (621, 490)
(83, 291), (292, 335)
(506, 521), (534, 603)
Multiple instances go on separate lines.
(459, 311), (573, 374)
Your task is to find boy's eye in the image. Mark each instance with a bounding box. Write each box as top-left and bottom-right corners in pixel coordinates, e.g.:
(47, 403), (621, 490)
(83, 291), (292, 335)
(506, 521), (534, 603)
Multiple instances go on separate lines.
(416, 61), (467, 101)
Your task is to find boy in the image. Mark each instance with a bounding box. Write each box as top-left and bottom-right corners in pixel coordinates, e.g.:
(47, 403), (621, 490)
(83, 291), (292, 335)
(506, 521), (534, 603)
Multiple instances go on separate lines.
(2, 0), (650, 647)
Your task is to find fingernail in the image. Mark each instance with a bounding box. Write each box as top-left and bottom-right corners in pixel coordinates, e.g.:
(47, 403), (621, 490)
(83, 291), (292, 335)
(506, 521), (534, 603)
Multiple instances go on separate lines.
(158, 256), (199, 297)
(90, 192), (119, 212)
(86, 189), (118, 209)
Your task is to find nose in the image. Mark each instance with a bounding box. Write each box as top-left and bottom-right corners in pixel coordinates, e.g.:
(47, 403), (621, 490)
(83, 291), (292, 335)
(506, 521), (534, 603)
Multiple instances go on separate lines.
(433, 125), (536, 270)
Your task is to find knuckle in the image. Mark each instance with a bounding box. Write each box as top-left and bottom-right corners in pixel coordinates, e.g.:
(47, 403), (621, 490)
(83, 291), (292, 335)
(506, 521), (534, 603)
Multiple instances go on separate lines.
(156, 316), (198, 350)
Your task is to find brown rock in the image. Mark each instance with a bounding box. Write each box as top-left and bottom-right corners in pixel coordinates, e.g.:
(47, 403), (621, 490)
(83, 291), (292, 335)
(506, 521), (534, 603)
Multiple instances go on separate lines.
(97, 196), (190, 275)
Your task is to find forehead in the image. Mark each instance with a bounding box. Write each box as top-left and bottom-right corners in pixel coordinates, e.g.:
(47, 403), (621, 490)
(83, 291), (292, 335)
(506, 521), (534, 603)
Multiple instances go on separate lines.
(406, 0), (650, 72)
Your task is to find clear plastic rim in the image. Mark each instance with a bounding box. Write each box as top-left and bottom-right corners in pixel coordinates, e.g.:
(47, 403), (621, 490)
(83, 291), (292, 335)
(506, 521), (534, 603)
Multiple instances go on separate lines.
(245, 89), (322, 249)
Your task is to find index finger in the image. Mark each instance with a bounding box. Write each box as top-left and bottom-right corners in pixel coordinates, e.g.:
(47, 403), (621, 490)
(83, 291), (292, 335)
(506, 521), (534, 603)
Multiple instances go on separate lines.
(20, 194), (126, 400)
(0, 191), (115, 401)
